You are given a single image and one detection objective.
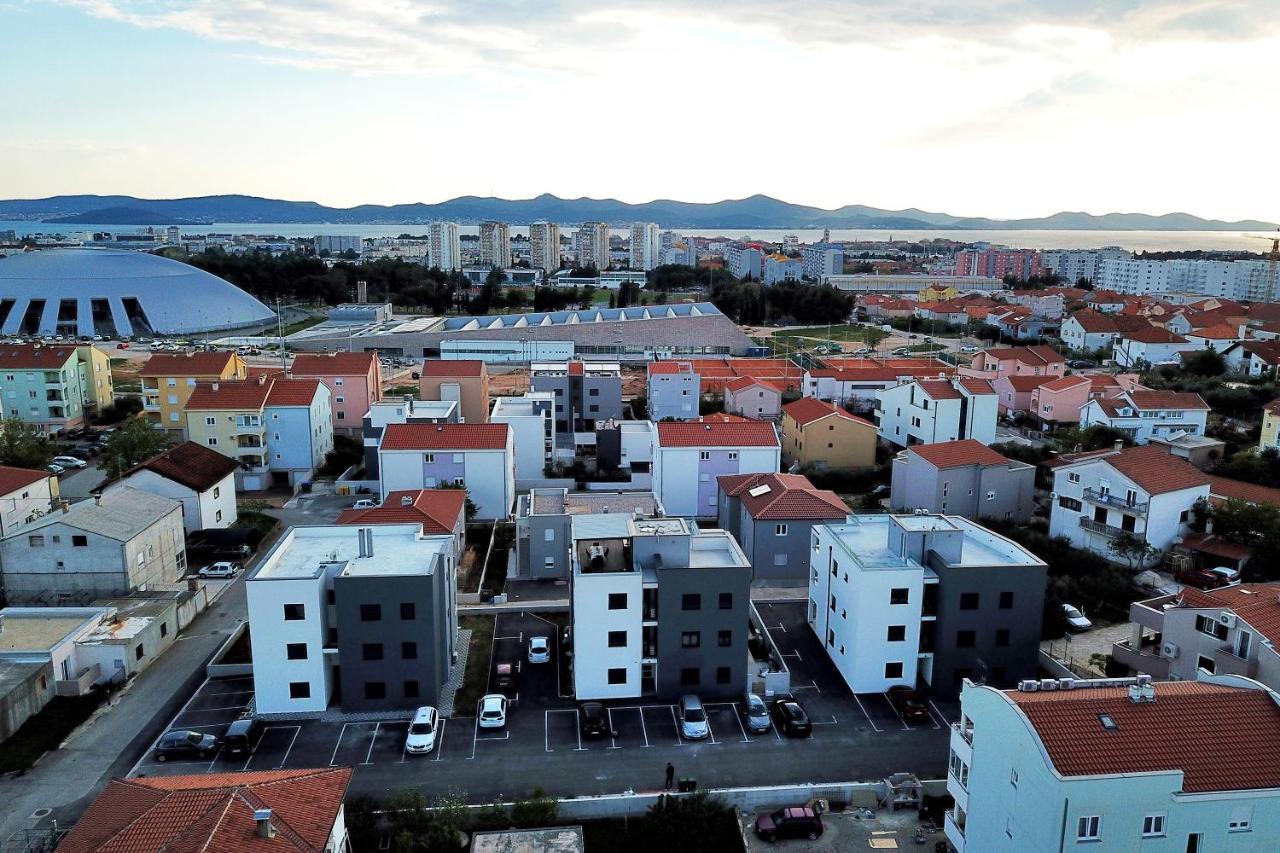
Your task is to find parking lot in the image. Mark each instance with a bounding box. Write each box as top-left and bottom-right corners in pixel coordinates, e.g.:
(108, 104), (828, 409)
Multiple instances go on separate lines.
(132, 605), (952, 801)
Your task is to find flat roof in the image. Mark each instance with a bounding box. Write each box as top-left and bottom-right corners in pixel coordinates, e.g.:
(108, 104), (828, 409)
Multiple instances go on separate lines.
(823, 514), (1044, 570)
(688, 531), (749, 568)
(250, 524), (452, 580)
(471, 826), (584, 853)
(0, 607), (108, 653)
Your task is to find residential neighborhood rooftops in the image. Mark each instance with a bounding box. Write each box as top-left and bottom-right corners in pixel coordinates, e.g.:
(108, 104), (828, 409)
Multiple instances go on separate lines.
(656, 419), (779, 448)
(979, 345), (1066, 366)
(0, 465), (49, 495)
(185, 376), (274, 410)
(336, 489), (466, 534)
(718, 472), (848, 520)
(0, 344), (78, 369)
(1003, 375), (1052, 392)
(782, 396), (873, 427)
(103, 440), (239, 494)
(906, 439), (1016, 470)
(1057, 445), (1209, 495)
(1037, 374), (1091, 392)
(289, 351), (378, 375)
(1208, 475), (1280, 508)
(380, 422), (510, 451)
(1007, 680), (1280, 793)
(265, 378), (323, 407)
(723, 375), (783, 394)
(21, 487), (179, 540)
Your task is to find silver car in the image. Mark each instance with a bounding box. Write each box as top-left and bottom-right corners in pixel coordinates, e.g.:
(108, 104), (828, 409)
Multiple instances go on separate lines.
(678, 694), (709, 740)
(744, 693), (771, 733)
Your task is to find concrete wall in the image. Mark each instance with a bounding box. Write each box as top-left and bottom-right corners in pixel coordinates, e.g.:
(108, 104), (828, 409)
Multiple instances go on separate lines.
(0, 661), (54, 741)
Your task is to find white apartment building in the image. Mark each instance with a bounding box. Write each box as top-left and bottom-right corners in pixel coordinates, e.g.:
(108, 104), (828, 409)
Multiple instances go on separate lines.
(1097, 257), (1278, 302)
(428, 221), (462, 271)
(646, 361), (700, 421)
(377, 423), (515, 520)
(629, 222), (661, 272)
(653, 419), (780, 518)
(1041, 248), (1129, 285)
(725, 246), (762, 279)
(528, 220), (561, 272)
(1096, 259), (1172, 296)
(1048, 444), (1209, 565)
(875, 378), (998, 448)
(946, 676), (1280, 853)
(764, 255), (803, 284)
(314, 235), (362, 256)
(478, 220), (511, 268)
(1079, 389), (1209, 444)
(489, 391), (556, 481)
(574, 222), (610, 271)
(801, 246), (843, 280)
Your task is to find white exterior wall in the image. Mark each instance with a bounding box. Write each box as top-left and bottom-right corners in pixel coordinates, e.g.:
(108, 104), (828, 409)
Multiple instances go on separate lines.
(572, 571), (643, 700)
(1059, 316), (1119, 352)
(0, 477), (55, 537)
(378, 446), (514, 520)
(647, 372), (700, 421)
(653, 444), (780, 518)
(1114, 337), (1197, 368)
(876, 383), (997, 447)
(246, 574), (330, 714)
(1079, 401), (1209, 445)
(106, 468), (237, 532)
(490, 407), (551, 481)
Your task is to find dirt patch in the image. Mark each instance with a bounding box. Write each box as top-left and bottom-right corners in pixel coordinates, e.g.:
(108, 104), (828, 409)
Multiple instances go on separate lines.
(489, 369), (530, 396)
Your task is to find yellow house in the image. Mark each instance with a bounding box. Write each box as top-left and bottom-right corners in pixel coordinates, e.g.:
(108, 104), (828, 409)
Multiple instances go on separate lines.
(74, 344), (115, 414)
(1261, 399), (1280, 452)
(918, 284), (958, 303)
(140, 351), (248, 432)
(781, 396), (878, 470)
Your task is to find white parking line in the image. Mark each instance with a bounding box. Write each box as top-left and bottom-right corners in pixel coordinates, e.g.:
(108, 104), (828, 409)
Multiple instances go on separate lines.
(668, 705), (685, 746)
(433, 719), (448, 761)
(851, 694), (883, 733)
(544, 709), (582, 752)
(179, 704), (249, 713)
(707, 702), (748, 743)
(263, 725), (300, 770)
(329, 723), (352, 767)
(361, 723), (381, 765)
(928, 700), (953, 727)
(469, 710), (480, 760)
(881, 693), (911, 731)
(769, 622), (788, 634)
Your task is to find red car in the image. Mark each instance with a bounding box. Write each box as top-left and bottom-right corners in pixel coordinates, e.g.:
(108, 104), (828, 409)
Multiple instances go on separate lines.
(887, 686), (931, 724)
(755, 806), (823, 842)
(1176, 565), (1240, 590)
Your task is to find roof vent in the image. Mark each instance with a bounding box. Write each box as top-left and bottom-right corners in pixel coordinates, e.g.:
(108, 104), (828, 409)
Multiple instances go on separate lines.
(1128, 683), (1156, 704)
(401, 495), (413, 506)
(211, 382), (219, 392)
(254, 808), (275, 839)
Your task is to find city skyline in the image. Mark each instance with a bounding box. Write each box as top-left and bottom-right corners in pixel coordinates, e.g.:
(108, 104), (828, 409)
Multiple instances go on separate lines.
(3, 1), (1279, 221)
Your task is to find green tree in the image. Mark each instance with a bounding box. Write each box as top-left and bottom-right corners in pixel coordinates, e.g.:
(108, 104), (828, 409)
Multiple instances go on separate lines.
(1182, 348), (1226, 377)
(99, 417), (170, 478)
(1107, 532), (1158, 572)
(0, 419), (54, 469)
(510, 787), (558, 828)
(643, 793), (738, 852)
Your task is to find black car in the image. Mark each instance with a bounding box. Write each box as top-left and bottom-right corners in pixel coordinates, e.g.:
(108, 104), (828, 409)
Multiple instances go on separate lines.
(579, 702), (611, 738)
(154, 729), (220, 762)
(771, 698), (813, 737)
(222, 718), (263, 757)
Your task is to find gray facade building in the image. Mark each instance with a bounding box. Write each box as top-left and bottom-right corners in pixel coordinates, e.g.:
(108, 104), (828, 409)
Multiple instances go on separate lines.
(361, 397), (458, 478)
(515, 489), (661, 580)
(532, 360), (624, 432)
(889, 440), (1036, 523)
(717, 473), (849, 582)
(647, 361), (701, 421)
(653, 557), (750, 699)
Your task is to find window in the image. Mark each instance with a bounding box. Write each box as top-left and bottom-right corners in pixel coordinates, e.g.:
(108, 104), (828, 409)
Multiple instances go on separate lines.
(956, 630), (976, 648)
(588, 388), (599, 396)
(699, 451), (710, 461)
(890, 588), (909, 605)
(403, 680), (420, 699)
(1142, 815), (1166, 837)
(884, 662), (904, 679)
(774, 523), (788, 536)
(1010, 768), (1018, 788)
(960, 592), (979, 610)
(160, 622), (168, 638)
(71, 535), (87, 547)
(608, 593), (627, 610)
(399, 602), (416, 620)
(544, 528), (555, 542)
(135, 644), (145, 661)
(727, 451), (738, 461)
(1067, 472), (1080, 483)
(1194, 614), (1228, 641)
(1076, 816), (1100, 841)
(719, 592), (733, 610)
(205, 416), (216, 426)
(289, 682), (311, 699)
(401, 641), (418, 659)
(213, 486), (220, 499)
(718, 630), (732, 647)
(1229, 806), (1252, 833)
(360, 603), (382, 622)
(27, 535), (44, 547)
(215, 510), (223, 523)
(283, 603), (305, 621)
(680, 667), (700, 686)
(601, 629), (627, 649)
(424, 453), (435, 464)
(207, 437), (218, 447)
(716, 666), (732, 685)
(986, 490), (996, 501)
(362, 643), (384, 661)
(286, 643), (307, 660)
(682, 593), (701, 611)
(681, 631), (701, 648)
(607, 668), (627, 685)
(995, 628), (1010, 647)
(999, 591), (1014, 609)
(830, 594), (837, 612)
(887, 625), (906, 642)
(364, 682), (386, 700)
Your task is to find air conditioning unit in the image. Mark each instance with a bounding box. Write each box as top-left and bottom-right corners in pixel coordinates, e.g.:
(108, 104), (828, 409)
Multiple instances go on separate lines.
(1218, 612), (1237, 628)
(1058, 678), (1076, 690)
(1018, 679), (1040, 691)
(1160, 641), (1180, 660)
(1040, 678), (1059, 691)
(1049, 492), (1058, 500)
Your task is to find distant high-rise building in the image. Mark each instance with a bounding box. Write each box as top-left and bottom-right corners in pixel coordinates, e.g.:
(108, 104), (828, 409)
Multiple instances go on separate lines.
(166, 225), (181, 246)
(314, 235), (362, 256)
(574, 222), (610, 272)
(782, 234), (800, 252)
(802, 246), (843, 280)
(1042, 248), (1132, 285)
(629, 222), (661, 272)
(725, 246), (763, 279)
(956, 248), (1043, 280)
(529, 221), (561, 272)
(428, 221), (462, 271)
(478, 220), (511, 268)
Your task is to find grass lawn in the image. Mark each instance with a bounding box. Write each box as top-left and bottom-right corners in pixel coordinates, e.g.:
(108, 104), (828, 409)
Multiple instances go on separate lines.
(455, 615), (496, 713)
(385, 384), (418, 397)
(773, 323), (889, 348)
(905, 343), (947, 353)
(0, 692), (106, 773)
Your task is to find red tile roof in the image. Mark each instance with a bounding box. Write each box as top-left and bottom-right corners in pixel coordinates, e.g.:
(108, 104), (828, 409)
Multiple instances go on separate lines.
(185, 377), (273, 410)
(113, 441), (239, 493)
(1122, 326), (1188, 344)
(1177, 583), (1280, 648)
(290, 351), (378, 376)
(646, 357), (803, 392)
(917, 379), (961, 400)
(1238, 341), (1280, 365)
(0, 344), (78, 370)
(724, 376), (783, 394)
(1067, 309), (1149, 334)
(648, 360), (697, 375)
(336, 489), (466, 533)
(782, 397), (874, 428)
(1266, 398), (1280, 416)
(1187, 324), (1240, 340)
(1208, 475), (1280, 508)
(908, 439), (1011, 469)
(1038, 375), (1090, 392)
(1002, 375), (1052, 392)
(380, 423), (510, 451)
(139, 351), (240, 377)
(418, 359), (486, 377)
(266, 378), (323, 407)
(0, 465), (49, 496)
(1125, 390), (1209, 411)
(657, 420), (779, 448)
(1069, 445), (1210, 495)
(957, 378), (996, 396)
(1009, 681), (1280, 793)
(978, 345), (1066, 366)
(718, 472), (848, 520)
(57, 767), (351, 853)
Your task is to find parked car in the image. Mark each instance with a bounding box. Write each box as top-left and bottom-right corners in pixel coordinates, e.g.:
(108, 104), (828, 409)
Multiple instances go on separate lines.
(743, 693), (771, 733)
(528, 636), (550, 664)
(771, 698), (812, 738)
(887, 685), (931, 724)
(405, 706), (439, 754)
(960, 344), (979, 352)
(1062, 603), (1093, 632)
(154, 729), (219, 762)
(349, 498), (379, 510)
(677, 694), (709, 740)
(198, 561), (243, 579)
(755, 806), (824, 842)
(116, 342), (130, 349)
(495, 662), (514, 690)
(478, 694), (508, 729)
(222, 718), (263, 757)
(45, 463), (65, 476)
(579, 702), (610, 739)
(1176, 565), (1240, 590)
(51, 455), (87, 469)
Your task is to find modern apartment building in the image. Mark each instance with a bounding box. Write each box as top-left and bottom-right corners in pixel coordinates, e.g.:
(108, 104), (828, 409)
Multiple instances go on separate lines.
(314, 235), (362, 256)
(289, 351), (381, 433)
(528, 220), (561, 272)
(716, 472), (848, 582)
(875, 377), (998, 447)
(801, 246), (843, 281)
(574, 222), (610, 272)
(377, 423), (514, 520)
(725, 246), (762, 279)
(360, 397), (457, 478)
(653, 418), (781, 518)
(140, 350), (248, 432)
(418, 359), (490, 423)
(478, 220), (511, 268)
(629, 222), (661, 272)
(946, 676), (1280, 853)
(531, 360), (623, 432)
(569, 517), (750, 701)
(890, 440), (1035, 522)
(808, 513), (1047, 698)
(1042, 247), (1129, 284)
(515, 489), (661, 580)
(489, 391), (556, 480)
(0, 343), (104, 434)
(246, 524), (458, 714)
(1098, 257), (1278, 301)
(956, 248), (1042, 280)
(1079, 389), (1209, 444)
(647, 360), (700, 421)
(763, 254), (803, 284)
(780, 397), (877, 470)
(428, 221), (462, 270)
(724, 377), (783, 421)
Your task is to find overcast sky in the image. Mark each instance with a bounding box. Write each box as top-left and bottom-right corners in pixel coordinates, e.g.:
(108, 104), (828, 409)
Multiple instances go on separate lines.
(3, 0), (1277, 221)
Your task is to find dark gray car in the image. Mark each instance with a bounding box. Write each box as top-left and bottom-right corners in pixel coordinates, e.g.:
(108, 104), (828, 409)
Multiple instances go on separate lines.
(155, 729), (219, 762)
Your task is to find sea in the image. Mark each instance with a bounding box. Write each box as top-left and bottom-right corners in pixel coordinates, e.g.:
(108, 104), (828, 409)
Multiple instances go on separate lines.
(0, 220), (1271, 253)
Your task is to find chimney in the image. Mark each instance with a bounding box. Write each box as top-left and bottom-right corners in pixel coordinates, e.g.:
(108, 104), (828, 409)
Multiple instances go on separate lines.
(211, 382), (219, 392)
(60, 500), (70, 514)
(257, 374), (268, 385)
(1113, 439), (1124, 452)
(254, 809), (275, 839)
(400, 495), (413, 507)
(94, 494), (102, 507)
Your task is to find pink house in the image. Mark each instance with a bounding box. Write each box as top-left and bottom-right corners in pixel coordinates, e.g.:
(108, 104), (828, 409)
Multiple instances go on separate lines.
(962, 345), (1066, 381)
(993, 375), (1051, 417)
(290, 351), (382, 433)
(1028, 374), (1091, 427)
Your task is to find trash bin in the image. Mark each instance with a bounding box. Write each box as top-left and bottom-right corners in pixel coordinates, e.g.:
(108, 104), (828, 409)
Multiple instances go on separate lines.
(678, 778), (697, 793)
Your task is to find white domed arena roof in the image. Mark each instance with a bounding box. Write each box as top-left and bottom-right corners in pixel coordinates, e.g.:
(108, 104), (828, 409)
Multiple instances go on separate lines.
(0, 248), (277, 337)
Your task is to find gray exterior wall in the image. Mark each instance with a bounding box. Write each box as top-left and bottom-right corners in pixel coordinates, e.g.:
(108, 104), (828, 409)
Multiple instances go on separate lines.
(334, 568), (451, 712)
(654, 565), (749, 699)
(534, 373), (624, 432)
(0, 661), (54, 741)
(717, 493), (841, 582)
(516, 511), (572, 580)
(927, 559), (1046, 698)
(648, 372), (700, 421)
(890, 455), (1035, 524)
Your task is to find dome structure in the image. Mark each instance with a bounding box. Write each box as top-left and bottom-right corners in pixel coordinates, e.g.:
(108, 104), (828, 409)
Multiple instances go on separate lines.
(0, 248), (277, 337)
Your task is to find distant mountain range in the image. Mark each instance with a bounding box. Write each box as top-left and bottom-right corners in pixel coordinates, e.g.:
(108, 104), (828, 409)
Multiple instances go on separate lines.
(0, 193), (1274, 231)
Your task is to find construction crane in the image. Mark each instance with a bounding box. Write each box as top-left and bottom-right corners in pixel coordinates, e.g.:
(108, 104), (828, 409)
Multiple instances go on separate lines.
(1243, 229), (1280, 302)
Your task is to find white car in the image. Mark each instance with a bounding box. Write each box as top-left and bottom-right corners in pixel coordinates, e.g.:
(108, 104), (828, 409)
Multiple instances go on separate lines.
(678, 694), (709, 740)
(405, 706), (439, 754)
(199, 561), (243, 579)
(51, 456), (87, 469)
(960, 344), (980, 352)
(46, 463), (65, 476)
(528, 636), (550, 664)
(1062, 603), (1093, 632)
(478, 694), (508, 729)
(350, 498), (379, 510)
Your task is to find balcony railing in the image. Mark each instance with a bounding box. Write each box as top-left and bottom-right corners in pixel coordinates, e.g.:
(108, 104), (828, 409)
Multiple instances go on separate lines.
(1083, 488), (1148, 513)
(951, 721), (973, 745)
(1079, 517), (1134, 538)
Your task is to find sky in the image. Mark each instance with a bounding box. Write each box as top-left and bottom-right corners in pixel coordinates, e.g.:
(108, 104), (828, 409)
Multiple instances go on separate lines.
(2, 0), (1279, 221)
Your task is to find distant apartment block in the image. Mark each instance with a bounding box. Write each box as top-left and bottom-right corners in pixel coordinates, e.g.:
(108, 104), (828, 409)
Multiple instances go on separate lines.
(764, 254), (803, 284)
(725, 245), (762, 279)
(956, 248), (1042, 280)
(528, 221), (561, 272)
(802, 246), (843, 280)
(647, 360), (700, 421)
(1041, 247), (1129, 284)
(314, 235), (362, 255)
(428, 221), (462, 270)
(478, 220), (511, 268)
(629, 222), (661, 271)
(574, 222), (610, 272)
(890, 440), (1035, 522)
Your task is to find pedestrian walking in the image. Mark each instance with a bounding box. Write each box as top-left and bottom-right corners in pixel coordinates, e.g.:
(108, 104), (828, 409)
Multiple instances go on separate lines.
(665, 762), (675, 790)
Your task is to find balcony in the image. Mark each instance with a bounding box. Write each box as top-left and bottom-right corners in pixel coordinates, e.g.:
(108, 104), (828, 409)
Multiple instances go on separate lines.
(1079, 517), (1136, 538)
(1214, 644), (1257, 678)
(1083, 488), (1148, 513)
(234, 421), (264, 434)
(944, 808), (967, 853)
(951, 720), (974, 747)
(237, 436), (263, 449)
(1110, 638), (1171, 678)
